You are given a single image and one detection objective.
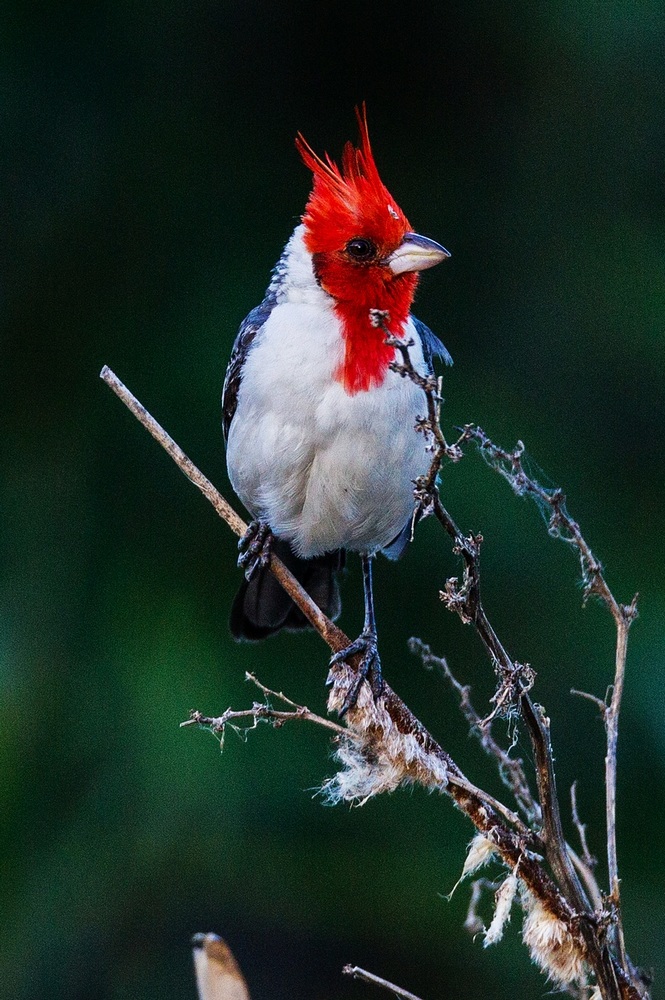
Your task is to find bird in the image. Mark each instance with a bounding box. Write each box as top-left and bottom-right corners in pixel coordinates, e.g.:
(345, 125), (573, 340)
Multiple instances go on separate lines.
(222, 108), (451, 712)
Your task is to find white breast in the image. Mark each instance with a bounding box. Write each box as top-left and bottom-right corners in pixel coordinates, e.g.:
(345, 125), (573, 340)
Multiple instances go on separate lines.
(226, 228), (433, 557)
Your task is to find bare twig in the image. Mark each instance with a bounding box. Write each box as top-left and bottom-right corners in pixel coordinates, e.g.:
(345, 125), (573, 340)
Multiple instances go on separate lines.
(180, 673), (349, 742)
(567, 844), (603, 916)
(100, 365), (598, 970)
(432, 487), (633, 999)
(462, 428), (626, 618)
(464, 426), (640, 969)
(571, 689), (609, 716)
(182, 705), (346, 742)
(368, 328), (644, 1000)
(464, 878), (496, 936)
(101, 364), (645, 1000)
(343, 964), (424, 1000)
(381, 322), (466, 496)
(604, 600), (637, 971)
(571, 781), (596, 874)
(410, 638), (540, 825)
(569, 782), (603, 914)
(100, 366), (348, 655)
(427, 489), (594, 924)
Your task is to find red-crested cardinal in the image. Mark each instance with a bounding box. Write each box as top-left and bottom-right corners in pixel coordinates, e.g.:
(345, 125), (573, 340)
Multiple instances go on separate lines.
(223, 108), (451, 712)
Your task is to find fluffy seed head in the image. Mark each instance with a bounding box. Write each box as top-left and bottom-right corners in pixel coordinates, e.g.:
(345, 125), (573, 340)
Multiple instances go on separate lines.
(521, 891), (587, 985)
(461, 833), (497, 880)
(484, 872), (519, 947)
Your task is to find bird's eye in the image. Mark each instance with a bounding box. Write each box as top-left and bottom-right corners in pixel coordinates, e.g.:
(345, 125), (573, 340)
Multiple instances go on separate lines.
(345, 238), (377, 262)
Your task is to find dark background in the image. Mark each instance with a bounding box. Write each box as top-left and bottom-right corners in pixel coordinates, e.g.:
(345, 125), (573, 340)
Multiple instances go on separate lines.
(4, 2), (664, 998)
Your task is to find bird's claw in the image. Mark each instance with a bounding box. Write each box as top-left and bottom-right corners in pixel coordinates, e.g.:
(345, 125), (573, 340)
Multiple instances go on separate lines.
(329, 631), (383, 717)
(237, 520), (273, 581)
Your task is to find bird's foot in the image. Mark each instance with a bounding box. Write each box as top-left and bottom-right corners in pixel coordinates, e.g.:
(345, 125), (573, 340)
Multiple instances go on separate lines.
(237, 520), (273, 581)
(329, 631), (383, 717)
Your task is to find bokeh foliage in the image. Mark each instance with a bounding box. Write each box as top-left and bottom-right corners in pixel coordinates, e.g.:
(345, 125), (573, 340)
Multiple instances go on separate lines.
(3, 2), (664, 997)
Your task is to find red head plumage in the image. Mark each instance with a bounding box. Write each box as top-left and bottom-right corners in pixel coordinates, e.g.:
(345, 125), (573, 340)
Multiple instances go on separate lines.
(295, 108), (421, 394)
(296, 106), (412, 257)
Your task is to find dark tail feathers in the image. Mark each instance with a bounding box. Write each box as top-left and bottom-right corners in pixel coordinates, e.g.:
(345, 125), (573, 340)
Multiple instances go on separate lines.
(230, 540), (344, 641)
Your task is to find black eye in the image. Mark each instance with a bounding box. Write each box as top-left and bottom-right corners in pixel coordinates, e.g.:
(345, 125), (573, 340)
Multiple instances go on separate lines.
(345, 238), (377, 261)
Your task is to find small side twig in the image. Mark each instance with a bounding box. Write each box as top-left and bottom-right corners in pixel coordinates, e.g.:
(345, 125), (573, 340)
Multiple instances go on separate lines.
(571, 781), (596, 874)
(343, 964), (425, 1000)
(464, 877), (498, 936)
(569, 782), (603, 914)
(571, 689), (609, 716)
(375, 315), (466, 498)
(409, 638), (540, 826)
(180, 673), (349, 743)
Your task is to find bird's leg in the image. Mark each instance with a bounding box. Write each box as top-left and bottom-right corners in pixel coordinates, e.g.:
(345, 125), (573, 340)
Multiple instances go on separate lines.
(329, 553), (383, 716)
(237, 520), (273, 581)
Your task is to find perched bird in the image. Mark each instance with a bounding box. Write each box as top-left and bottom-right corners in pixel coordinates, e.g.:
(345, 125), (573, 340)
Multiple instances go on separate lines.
(223, 108), (451, 711)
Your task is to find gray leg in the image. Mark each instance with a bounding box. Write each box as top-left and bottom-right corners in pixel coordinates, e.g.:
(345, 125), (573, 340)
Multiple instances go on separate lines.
(329, 553), (383, 716)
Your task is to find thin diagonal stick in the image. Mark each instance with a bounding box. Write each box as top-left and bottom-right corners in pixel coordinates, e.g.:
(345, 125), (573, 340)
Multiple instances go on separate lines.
(343, 965), (424, 1000)
(100, 366), (346, 651)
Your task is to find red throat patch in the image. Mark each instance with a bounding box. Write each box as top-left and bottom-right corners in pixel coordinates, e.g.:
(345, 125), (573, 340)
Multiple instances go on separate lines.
(296, 107), (420, 394)
(329, 274), (418, 394)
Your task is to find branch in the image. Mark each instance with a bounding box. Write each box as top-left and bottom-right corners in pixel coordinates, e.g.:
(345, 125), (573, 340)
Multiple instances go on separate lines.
(100, 366), (346, 653)
(430, 487), (635, 999)
(409, 638), (541, 826)
(343, 964), (425, 1000)
(101, 365), (584, 962)
(380, 318), (466, 498)
(571, 781), (597, 875)
(430, 486), (593, 930)
(368, 327), (644, 1000)
(101, 364), (645, 1000)
(180, 672), (349, 742)
(464, 426), (640, 968)
(569, 782), (603, 914)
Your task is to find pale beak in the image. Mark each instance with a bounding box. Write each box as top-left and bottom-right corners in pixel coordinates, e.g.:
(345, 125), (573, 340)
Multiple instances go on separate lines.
(387, 232), (451, 275)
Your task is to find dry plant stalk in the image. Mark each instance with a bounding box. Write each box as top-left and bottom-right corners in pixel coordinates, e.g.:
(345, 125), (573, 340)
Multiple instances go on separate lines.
(100, 354), (649, 1000)
(192, 933), (251, 1000)
(343, 964), (425, 1000)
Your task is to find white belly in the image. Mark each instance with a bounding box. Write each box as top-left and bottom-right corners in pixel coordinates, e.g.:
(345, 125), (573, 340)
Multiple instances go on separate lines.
(226, 301), (432, 558)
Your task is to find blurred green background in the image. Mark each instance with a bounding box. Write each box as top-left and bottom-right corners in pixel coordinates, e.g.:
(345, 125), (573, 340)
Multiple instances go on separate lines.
(4, 2), (664, 997)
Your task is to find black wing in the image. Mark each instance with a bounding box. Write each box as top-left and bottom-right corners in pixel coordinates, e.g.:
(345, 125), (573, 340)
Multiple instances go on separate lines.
(222, 293), (276, 440)
(411, 315), (453, 374)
